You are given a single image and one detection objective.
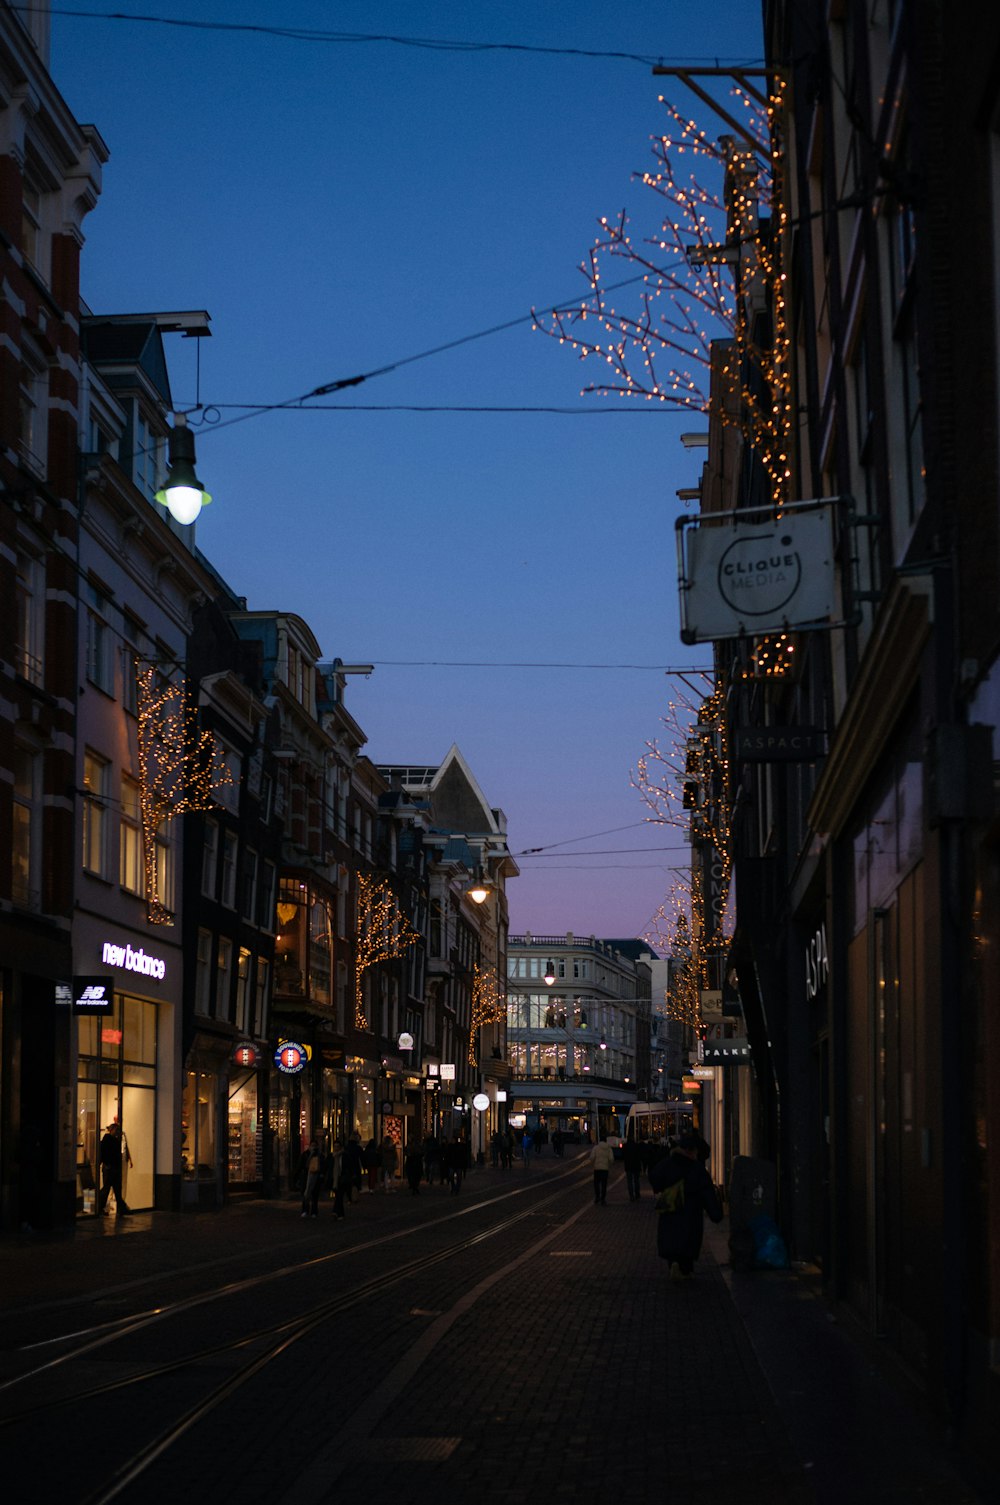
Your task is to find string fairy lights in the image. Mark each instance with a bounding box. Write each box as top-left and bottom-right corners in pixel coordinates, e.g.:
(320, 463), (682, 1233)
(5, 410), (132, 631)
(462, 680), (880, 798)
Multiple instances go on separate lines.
(354, 872), (420, 1031)
(634, 679), (734, 1029)
(135, 664), (234, 925)
(536, 79), (794, 509)
(468, 961), (506, 1067)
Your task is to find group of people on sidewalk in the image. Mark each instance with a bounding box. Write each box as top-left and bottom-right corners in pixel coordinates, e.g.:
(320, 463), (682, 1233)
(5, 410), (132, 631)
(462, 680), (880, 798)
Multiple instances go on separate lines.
(297, 1132), (477, 1216)
(589, 1130), (723, 1281)
(297, 1125), (723, 1282)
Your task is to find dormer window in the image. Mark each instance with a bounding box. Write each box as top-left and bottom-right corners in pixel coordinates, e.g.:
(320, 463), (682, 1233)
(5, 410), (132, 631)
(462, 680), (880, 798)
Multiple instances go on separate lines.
(133, 406), (165, 502)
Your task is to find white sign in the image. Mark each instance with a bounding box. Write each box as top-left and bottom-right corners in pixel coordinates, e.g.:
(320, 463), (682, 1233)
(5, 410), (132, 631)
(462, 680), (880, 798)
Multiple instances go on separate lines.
(398, 1032), (414, 1050)
(473, 1093), (490, 1112)
(101, 940), (166, 981)
(678, 503), (836, 643)
(440, 1063), (456, 1081)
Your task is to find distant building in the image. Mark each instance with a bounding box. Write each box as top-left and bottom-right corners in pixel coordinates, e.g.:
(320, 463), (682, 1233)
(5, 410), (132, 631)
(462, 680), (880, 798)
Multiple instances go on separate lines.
(506, 932), (651, 1142)
(379, 746), (518, 1158)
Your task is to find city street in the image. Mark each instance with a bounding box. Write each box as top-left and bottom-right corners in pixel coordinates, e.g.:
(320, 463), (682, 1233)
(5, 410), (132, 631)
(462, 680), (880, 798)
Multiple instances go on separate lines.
(0, 1151), (986, 1505)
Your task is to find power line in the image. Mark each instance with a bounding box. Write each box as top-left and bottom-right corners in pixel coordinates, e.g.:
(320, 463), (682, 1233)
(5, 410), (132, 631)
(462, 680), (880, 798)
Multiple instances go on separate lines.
(44, 9), (763, 71)
(194, 258), (694, 437)
(368, 661), (713, 671)
(516, 846), (687, 857)
(202, 403), (680, 416)
(516, 822), (650, 854)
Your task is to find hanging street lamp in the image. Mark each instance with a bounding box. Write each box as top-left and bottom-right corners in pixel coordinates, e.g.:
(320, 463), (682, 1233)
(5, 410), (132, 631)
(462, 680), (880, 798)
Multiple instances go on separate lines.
(155, 413), (212, 525)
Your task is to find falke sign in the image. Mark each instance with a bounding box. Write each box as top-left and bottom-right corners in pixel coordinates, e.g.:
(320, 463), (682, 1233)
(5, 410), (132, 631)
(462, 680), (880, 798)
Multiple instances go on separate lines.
(702, 1039), (752, 1063)
(734, 727), (825, 762)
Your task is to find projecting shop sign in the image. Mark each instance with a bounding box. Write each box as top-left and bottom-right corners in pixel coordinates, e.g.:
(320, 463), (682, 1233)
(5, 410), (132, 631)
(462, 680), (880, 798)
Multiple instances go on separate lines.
(677, 502), (837, 643)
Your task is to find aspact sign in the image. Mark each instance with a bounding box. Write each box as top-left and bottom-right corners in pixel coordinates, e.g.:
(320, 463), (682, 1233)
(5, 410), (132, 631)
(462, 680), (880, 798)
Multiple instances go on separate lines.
(101, 940), (167, 981)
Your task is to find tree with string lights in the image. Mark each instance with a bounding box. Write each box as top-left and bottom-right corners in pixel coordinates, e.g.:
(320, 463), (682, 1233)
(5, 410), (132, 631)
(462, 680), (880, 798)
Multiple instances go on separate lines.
(468, 961), (505, 1067)
(354, 872), (420, 1031)
(136, 664), (234, 925)
(534, 78), (793, 507)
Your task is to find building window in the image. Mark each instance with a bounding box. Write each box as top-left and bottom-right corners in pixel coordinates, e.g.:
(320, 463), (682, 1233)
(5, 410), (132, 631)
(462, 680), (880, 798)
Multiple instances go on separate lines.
(309, 897), (333, 1006)
(86, 584), (114, 694)
(220, 830), (238, 909)
(14, 551), (44, 686)
(202, 820), (219, 899)
(133, 407), (164, 503)
(18, 349), (48, 477)
(21, 177), (41, 270)
(216, 938), (233, 1022)
(236, 947), (252, 1034)
(156, 822), (175, 916)
(259, 860), (276, 931)
(254, 957), (270, 1038)
(214, 738), (241, 814)
(195, 930), (212, 1015)
(121, 614), (146, 716)
(12, 744), (41, 910)
(82, 750), (110, 876)
(120, 775), (143, 894)
(241, 848), (258, 922)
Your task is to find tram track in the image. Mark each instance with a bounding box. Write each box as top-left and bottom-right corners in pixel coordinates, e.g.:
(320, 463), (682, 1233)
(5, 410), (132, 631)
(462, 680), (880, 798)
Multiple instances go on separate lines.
(0, 1162), (588, 1392)
(79, 1170), (595, 1505)
(0, 1165), (592, 1465)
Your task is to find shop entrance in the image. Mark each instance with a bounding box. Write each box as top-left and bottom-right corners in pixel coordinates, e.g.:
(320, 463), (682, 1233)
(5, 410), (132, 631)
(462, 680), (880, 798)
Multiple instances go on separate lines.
(77, 993), (157, 1214)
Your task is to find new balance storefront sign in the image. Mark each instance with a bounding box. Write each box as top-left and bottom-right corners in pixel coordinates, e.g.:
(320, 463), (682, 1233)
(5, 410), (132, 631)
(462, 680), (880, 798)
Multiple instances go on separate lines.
(68, 977), (115, 1013)
(101, 940), (167, 981)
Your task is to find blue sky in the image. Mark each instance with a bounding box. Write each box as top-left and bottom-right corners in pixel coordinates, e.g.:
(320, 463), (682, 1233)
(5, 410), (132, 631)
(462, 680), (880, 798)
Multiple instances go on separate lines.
(51, 2), (764, 939)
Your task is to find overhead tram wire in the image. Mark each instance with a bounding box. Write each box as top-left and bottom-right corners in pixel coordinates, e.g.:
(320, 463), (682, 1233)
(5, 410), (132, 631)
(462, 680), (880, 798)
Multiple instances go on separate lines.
(191, 256), (697, 438)
(46, 10), (763, 70)
(366, 660), (714, 671)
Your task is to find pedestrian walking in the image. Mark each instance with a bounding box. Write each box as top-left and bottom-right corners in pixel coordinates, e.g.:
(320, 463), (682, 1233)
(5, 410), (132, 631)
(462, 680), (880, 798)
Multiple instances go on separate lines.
(342, 1133), (363, 1201)
(502, 1128), (515, 1169)
(116, 1118), (134, 1204)
(329, 1140), (347, 1219)
(299, 1136), (325, 1218)
(649, 1131), (723, 1279)
(380, 1135), (398, 1191)
(363, 1137), (380, 1192)
(98, 1122), (130, 1217)
(521, 1128), (534, 1169)
(590, 1134), (614, 1204)
(423, 1133), (441, 1185)
(490, 1130), (502, 1168)
(623, 1133), (643, 1201)
(444, 1137), (467, 1194)
(404, 1142), (424, 1194)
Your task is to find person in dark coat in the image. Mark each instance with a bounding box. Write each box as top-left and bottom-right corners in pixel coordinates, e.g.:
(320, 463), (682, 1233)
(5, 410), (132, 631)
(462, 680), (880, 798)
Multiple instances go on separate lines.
(98, 1122), (130, 1217)
(622, 1134), (644, 1201)
(648, 1132), (722, 1279)
(342, 1133), (363, 1201)
(404, 1143), (424, 1195)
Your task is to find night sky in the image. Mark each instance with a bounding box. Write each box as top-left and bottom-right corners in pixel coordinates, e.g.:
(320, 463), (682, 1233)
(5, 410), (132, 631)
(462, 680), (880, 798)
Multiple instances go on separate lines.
(51, 1), (764, 938)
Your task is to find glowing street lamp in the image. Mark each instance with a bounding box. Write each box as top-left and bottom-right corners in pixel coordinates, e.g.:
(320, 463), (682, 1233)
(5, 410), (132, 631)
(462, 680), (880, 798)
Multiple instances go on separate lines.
(154, 413), (212, 525)
(466, 871), (492, 905)
(543, 960), (556, 986)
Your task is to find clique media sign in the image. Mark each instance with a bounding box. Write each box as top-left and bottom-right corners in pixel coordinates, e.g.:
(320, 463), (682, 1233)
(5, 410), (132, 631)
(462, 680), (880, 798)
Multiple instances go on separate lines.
(678, 503), (837, 643)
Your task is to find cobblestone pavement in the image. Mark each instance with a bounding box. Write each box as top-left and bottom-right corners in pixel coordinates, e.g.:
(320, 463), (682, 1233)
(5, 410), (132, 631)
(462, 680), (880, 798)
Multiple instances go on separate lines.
(0, 1155), (988, 1505)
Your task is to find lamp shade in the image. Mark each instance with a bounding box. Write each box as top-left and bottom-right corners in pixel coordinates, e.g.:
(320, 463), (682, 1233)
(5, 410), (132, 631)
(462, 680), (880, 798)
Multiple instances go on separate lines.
(155, 414), (212, 525)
